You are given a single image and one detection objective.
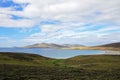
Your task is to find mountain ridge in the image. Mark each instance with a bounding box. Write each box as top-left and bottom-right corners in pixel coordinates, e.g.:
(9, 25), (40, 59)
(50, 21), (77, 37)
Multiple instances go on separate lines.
(98, 42), (120, 48)
(62, 42), (120, 50)
(23, 43), (84, 48)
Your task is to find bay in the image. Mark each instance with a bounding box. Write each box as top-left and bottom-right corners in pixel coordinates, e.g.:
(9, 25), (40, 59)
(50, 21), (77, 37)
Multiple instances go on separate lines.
(0, 48), (105, 59)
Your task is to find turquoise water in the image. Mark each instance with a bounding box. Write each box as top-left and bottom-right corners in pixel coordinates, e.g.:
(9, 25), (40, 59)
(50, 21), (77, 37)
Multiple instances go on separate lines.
(0, 48), (105, 59)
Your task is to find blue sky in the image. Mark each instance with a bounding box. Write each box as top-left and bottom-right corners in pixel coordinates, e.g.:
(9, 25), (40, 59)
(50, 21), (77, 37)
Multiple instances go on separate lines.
(0, 0), (120, 47)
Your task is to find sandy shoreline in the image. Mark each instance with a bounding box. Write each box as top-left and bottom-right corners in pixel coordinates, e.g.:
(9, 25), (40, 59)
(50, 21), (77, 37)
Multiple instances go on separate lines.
(103, 51), (120, 55)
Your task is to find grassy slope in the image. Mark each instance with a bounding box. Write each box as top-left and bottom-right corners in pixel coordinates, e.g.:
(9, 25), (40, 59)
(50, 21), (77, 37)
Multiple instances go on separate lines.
(0, 52), (120, 80)
(65, 55), (120, 69)
(0, 52), (54, 66)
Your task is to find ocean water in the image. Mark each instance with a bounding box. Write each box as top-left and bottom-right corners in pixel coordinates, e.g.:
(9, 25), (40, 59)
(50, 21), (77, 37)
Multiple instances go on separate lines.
(0, 48), (105, 59)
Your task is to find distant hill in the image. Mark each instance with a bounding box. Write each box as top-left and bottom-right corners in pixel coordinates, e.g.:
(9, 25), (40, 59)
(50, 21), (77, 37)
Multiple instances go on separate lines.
(99, 42), (120, 48)
(23, 43), (63, 48)
(23, 43), (84, 48)
(63, 42), (120, 51)
(63, 44), (85, 47)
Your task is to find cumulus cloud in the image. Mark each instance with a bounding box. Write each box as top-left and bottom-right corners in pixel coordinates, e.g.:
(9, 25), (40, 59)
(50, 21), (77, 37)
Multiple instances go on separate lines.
(0, 1), (119, 24)
(1, 0), (120, 26)
(22, 24), (120, 45)
(0, 0), (120, 46)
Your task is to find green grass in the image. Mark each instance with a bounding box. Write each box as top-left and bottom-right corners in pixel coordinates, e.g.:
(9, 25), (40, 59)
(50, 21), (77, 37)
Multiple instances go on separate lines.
(65, 55), (120, 69)
(0, 52), (120, 80)
(0, 64), (120, 80)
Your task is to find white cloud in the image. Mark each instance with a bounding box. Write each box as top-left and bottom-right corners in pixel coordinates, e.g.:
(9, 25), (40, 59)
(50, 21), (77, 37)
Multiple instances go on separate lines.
(0, 0), (120, 27)
(21, 23), (120, 45)
(0, 0), (120, 46)
(0, 18), (35, 28)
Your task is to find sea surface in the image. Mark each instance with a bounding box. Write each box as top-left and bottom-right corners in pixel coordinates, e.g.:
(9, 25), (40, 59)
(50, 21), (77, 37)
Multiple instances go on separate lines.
(0, 48), (105, 59)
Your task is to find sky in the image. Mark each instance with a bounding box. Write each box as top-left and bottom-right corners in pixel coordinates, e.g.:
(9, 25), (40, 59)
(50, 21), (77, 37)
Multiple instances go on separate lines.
(0, 0), (120, 47)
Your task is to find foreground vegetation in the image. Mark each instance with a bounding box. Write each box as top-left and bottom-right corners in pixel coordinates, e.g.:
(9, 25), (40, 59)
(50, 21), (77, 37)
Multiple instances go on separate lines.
(0, 52), (120, 80)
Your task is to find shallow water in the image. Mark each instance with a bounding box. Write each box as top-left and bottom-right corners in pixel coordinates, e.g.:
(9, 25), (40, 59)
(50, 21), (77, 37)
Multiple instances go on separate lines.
(0, 48), (105, 59)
